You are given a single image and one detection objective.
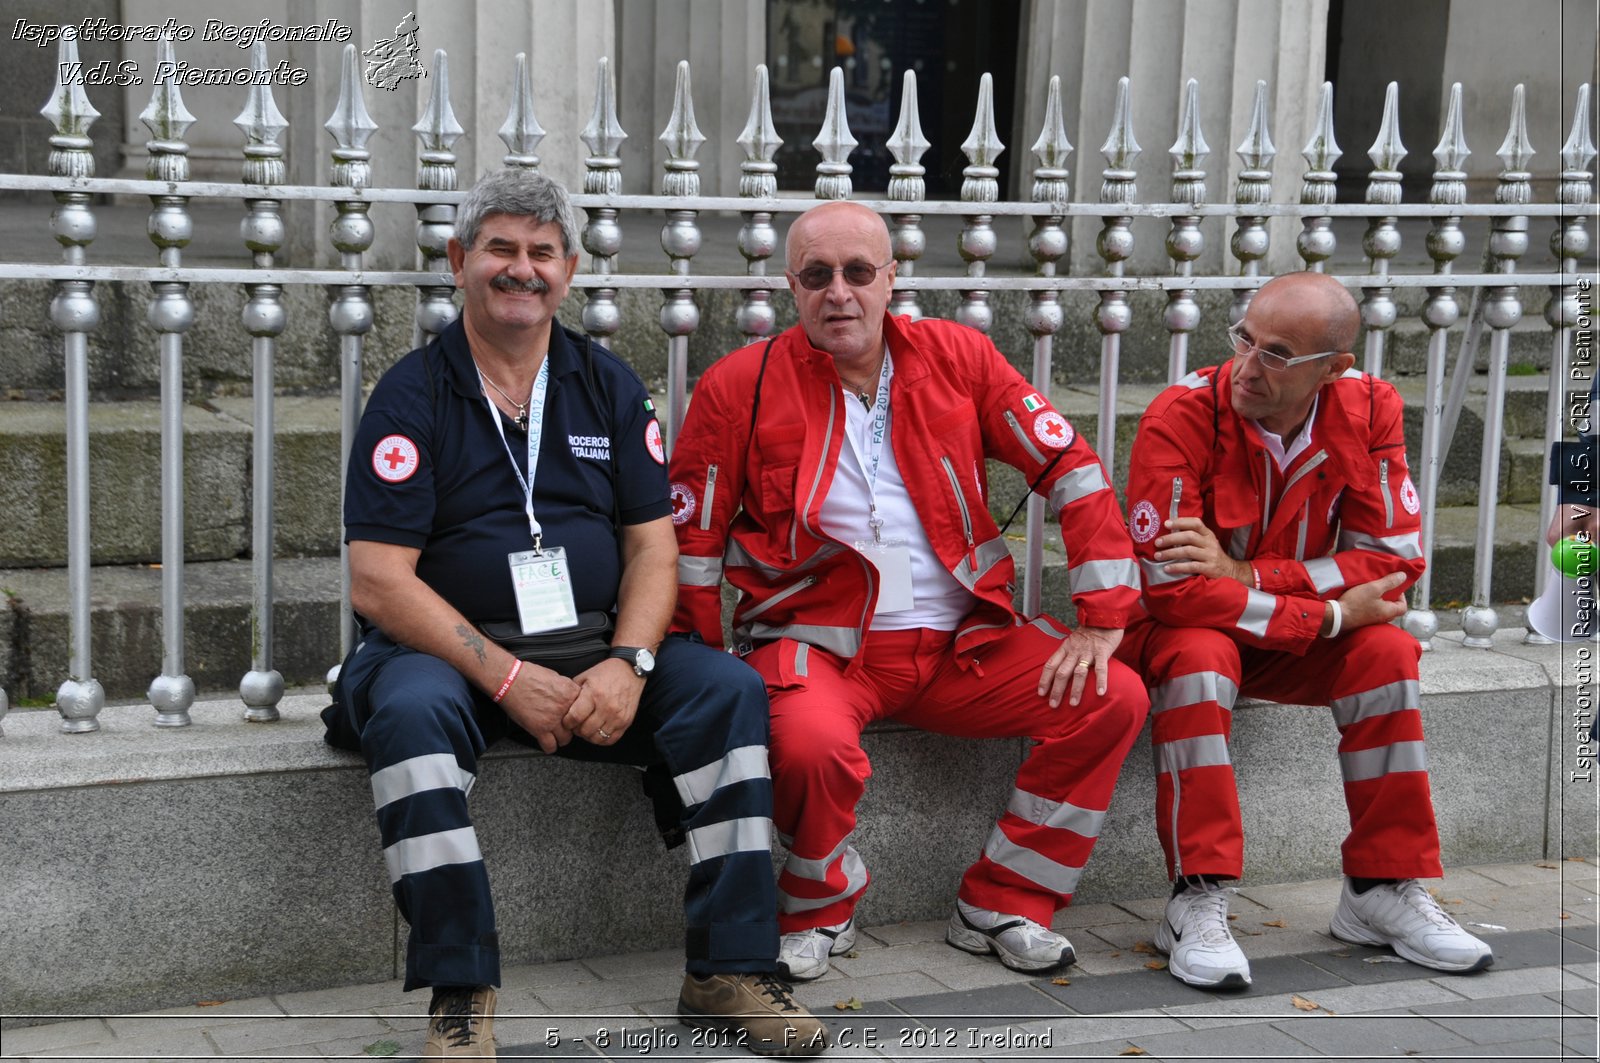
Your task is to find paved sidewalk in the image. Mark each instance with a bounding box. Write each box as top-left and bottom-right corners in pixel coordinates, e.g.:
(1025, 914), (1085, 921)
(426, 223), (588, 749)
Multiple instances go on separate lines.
(5, 860), (1597, 1061)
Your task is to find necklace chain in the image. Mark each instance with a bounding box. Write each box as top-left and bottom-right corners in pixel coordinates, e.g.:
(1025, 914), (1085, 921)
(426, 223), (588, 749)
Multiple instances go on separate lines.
(475, 363), (531, 430)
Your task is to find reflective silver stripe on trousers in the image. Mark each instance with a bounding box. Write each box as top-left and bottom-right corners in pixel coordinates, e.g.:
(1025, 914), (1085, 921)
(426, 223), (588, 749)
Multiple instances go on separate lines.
(982, 828), (1085, 897)
(1304, 556), (1346, 595)
(1336, 530), (1424, 560)
(1340, 740), (1428, 783)
(953, 534), (1012, 591)
(677, 554), (724, 587)
(370, 753), (476, 810)
(1047, 465), (1110, 511)
(1234, 588), (1277, 638)
(686, 816), (773, 864)
(1154, 733), (1232, 774)
(779, 840), (869, 913)
(794, 642), (810, 676)
(745, 622), (860, 658)
(1140, 556), (1193, 587)
(1006, 788), (1107, 839)
(1330, 679), (1421, 730)
(1069, 557), (1141, 595)
(672, 744), (771, 807)
(1150, 671), (1239, 714)
(384, 826), (483, 883)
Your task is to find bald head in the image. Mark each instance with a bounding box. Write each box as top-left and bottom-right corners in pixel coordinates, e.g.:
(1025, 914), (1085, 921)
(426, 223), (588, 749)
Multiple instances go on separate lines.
(1251, 272), (1360, 355)
(785, 201), (892, 272)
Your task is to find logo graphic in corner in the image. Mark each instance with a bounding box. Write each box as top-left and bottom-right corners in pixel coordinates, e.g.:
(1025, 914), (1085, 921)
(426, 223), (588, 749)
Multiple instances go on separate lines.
(644, 419), (666, 464)
(1129, 499), (1161, 543)
(363, 12), (426, 91)
(1022, 392), (1046, 413)
(669, 482), (697, 525)
(1033, 410), (1074, 450)
(1399, 474), (1420, 515)
(372, 434), (420, 483)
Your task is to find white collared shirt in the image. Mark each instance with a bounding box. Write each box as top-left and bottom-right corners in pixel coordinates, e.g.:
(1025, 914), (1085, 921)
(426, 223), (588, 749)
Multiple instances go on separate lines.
(1251, 393), (1320, 470)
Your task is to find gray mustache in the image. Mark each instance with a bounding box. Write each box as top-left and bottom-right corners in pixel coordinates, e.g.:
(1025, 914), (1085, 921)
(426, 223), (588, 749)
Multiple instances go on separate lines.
(492, 274), (550, 294)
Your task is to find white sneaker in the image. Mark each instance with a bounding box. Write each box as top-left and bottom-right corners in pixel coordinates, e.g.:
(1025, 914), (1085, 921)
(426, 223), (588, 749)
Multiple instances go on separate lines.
(1154, 881), (1252, 989)
(776, 916), (856, 982)
(1329, 878), (1494, 973)
(946, 900), (1074, 973)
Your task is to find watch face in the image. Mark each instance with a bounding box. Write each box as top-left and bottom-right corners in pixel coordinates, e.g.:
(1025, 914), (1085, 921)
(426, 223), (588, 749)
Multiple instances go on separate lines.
(635, 648), (656, 675)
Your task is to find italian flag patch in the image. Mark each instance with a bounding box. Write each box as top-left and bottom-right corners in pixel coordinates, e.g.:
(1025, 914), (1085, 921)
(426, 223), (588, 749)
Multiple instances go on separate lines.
(643, 397), (656, 413)
(1022, 392), (1045, 412)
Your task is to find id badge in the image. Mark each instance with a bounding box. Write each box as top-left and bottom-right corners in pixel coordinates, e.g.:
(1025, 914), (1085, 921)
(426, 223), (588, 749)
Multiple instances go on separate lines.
(856, 538), (914, 614)
(509, 547), (579, 634)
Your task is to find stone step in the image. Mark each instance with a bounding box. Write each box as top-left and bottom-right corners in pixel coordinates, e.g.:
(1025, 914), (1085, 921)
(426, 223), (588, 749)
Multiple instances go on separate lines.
(0, 502), (1549, 704)
(0, 373), (1567, 568)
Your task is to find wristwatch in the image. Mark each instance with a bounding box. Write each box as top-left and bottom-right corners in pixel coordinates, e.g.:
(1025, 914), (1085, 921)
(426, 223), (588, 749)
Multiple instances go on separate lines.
(608, 645), (656, 677)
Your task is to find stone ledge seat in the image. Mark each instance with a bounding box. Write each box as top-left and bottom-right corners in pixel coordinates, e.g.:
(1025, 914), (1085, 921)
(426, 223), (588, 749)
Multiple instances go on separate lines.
(0, 629), (1581, 1020)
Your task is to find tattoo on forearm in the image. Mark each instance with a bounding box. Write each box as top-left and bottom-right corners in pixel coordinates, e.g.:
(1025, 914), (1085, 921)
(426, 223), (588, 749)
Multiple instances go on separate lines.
(456, 623), (488, 666)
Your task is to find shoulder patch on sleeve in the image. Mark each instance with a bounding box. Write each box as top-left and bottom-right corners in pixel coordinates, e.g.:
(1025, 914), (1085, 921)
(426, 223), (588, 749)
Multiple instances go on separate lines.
(1032, 409), (1075, 450)
(371, 434), (420, 483)
(645, 419), (666, 465)
(668, 481), (697, 525)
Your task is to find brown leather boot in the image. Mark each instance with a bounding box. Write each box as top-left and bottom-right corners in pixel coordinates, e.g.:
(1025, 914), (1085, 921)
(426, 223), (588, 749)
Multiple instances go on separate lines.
(423, 985), (496, 1059)
(678, 972), (828, 1056)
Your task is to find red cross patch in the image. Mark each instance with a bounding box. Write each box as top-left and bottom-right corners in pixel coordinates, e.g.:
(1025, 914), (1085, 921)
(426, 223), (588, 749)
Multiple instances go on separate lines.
(645, 419), (666, 465)
(669, 481), (697, 525)
(1033, 410), (1074, 450)
(1400, 474), (1419, 515)
(1130, 499), (1161, 543)
(371, 434), (419, 484)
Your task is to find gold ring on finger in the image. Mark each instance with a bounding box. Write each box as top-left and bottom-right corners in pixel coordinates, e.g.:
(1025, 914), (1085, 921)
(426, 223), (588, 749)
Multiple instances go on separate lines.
(1074, 661), (1090, 672)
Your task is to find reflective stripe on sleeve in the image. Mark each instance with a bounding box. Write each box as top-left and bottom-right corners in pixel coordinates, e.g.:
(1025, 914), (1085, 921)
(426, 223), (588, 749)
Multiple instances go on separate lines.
(1069, 557), (1141, 596)
(1234, 588), (1277, 638)
(1340, 740), (1428, 783)
(953, 535), (1012, 591)
(672, 745), (771, 807)
(384, 826), (482, 883)
(1047, 465), (1111, 511)
(370, 753), (475, 811)
(1140, 556), (1193, 587)
(1336, 530), (1423, 560)
(678, 554), (724, 587)
(1304, 556), (1346, 595)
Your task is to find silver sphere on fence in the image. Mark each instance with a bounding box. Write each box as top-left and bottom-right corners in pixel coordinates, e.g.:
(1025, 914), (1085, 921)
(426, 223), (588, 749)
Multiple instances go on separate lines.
(241, 668), (285, 723)
(148, 673), (196, 728)
(56, 678), (105, 734)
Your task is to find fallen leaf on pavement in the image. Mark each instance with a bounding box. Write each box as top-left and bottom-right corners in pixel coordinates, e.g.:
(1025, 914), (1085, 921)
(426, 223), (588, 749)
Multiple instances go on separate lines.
(1262, 919), (1288, 928)
(1331, 950), (1351, 958)
(1226, 913), (1238, 921)
(1109, 950), (1121, 958)
(1291, 994), (1322, 1011)
(1051, 977), (1071, 986)
(364, 1041), (401, 1058)
(1560, 912), (1572, 920)
(844, 950), (860, 959)
(833, 997), (864, 1011)
(1537, 862), (1558, 869)
(1143, 959), (1167, 971)
(196, 1000), (228, 1007)
(1363, 955), (1407, 964)
(1131, 941), (1158, 955)
(1119, 1047), (1147, 1056)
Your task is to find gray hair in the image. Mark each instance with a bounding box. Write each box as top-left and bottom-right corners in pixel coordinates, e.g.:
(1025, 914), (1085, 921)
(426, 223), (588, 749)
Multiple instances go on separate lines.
(454, 169), (580, 257)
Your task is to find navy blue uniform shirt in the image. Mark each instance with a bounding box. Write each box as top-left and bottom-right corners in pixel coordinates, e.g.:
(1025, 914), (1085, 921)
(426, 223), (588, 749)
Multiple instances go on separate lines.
(344, 317), (670, 623)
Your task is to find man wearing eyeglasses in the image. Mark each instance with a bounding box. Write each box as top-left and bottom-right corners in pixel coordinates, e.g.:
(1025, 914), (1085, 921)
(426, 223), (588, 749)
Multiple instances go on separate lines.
(1117, 270), (1492, 991)
(668, 201), (1149, 981)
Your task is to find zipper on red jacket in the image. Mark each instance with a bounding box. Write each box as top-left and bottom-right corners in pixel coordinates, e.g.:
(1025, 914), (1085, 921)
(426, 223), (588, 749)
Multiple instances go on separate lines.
(941, 455), (978, 572)
(792, 388), (840, 561)
(1379, 458), (1394, 529)
(701, 463), (719, 531)
(739, 574), (817, 622)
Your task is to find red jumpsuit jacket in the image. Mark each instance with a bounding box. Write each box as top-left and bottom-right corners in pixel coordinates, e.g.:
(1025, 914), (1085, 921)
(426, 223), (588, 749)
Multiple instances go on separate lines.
(668, 314), (1139, 662)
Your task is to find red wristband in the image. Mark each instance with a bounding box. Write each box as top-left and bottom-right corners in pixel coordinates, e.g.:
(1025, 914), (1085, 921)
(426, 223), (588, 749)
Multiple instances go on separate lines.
(493, 659), (522, 703)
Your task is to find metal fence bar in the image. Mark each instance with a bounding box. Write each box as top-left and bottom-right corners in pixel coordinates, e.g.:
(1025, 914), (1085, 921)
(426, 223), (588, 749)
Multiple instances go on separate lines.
(1360, 81), (1405, 380)
(413, 50), (463, 348)
(659, 60), (704, 448)
(956, 73), (1002, 335)
(579, 58), (625, 346)
(42, 34), (105, 734)
(1094, 78), (1139, 473)
(735, 64), (782, 342)
(143, 35), (198, 728)
(1230, 80), (1275, 328)
(1164, 79), (1206, 384)
(886, 71), (928, 323)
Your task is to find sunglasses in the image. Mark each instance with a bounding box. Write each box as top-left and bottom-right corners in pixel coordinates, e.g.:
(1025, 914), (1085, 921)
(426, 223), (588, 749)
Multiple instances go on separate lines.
(791, 259), (895, 291)
(1227, 324), (1342, 372)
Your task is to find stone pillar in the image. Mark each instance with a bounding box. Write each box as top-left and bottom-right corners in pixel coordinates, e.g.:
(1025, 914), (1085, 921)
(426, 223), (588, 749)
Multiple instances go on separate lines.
(1017, 0), (1330, 275)
(119, 0), (615, 268)
(615, 0), (765, 197)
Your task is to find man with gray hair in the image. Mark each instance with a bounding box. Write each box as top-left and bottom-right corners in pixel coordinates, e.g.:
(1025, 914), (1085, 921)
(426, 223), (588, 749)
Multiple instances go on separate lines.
(323, 169), (826, 1058)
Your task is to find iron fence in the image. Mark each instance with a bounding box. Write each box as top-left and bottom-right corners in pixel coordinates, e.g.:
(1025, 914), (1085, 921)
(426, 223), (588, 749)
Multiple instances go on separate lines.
(0, 34), (1594, 736)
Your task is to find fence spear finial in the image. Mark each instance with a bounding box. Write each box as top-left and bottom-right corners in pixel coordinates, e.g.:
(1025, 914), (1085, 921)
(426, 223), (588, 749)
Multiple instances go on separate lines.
(960, 71), (1005, 203)
(1301, 81), (1342, 175)
(580, 56), (628, 162)
(324, 44), (378, 189)
(1560, 83), (1596, 175)
(139, 31), (196, 182)
(813, 66), (857, 199)
(1099, 76), (1140, 206)
(412, 50), (463, 192)
(1235, 79), (1276, 171)
(737, 63), (782, 198)
(40, 30), (100, 177)
(1368, 81), (1406, 174)
(1497, 83), (1536, 174)
(1031, 74), (1073, 172)
(499, 52), (546, 169)
(1432, 82), (1470, 176)
(234, 40), (288, 186)
(886, 69), (929, 202)
(659, 60), (706, 197)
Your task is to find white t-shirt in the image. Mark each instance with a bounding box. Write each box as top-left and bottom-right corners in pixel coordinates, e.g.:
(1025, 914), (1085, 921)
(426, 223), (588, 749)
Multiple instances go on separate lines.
(1250, 393), (1319, 470)
(817, 368), (976, 631)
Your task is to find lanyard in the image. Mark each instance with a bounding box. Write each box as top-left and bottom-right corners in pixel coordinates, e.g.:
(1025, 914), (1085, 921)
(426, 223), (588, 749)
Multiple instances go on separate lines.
(481, 357), (551, 549)
(839, 352), (893, 543)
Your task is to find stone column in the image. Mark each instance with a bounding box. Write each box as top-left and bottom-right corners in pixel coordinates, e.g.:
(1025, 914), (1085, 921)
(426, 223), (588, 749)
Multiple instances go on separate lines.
(1017, 0), (1330, 275)
(615, 0), (765, 197)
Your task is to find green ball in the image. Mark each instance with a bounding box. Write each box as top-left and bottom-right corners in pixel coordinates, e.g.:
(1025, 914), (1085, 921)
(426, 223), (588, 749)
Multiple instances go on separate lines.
(1551, 537), (1597, 579)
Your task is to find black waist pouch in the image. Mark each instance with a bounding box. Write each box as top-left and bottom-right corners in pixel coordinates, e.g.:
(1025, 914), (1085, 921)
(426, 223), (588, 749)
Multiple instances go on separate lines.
(479, 611), (615, 678)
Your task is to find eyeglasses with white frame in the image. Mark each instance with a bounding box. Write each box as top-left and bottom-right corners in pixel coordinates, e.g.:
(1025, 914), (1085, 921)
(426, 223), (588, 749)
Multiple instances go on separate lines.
(1226, 323), (1344, 372)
